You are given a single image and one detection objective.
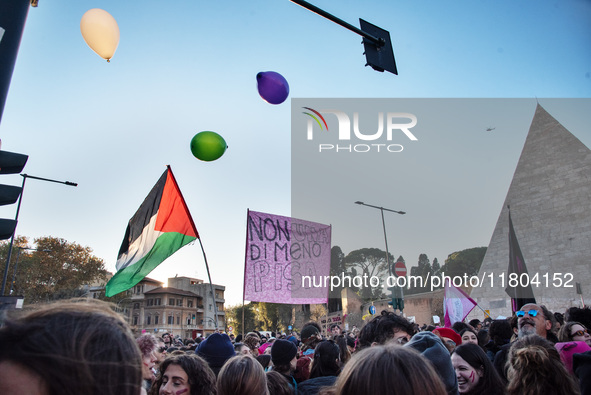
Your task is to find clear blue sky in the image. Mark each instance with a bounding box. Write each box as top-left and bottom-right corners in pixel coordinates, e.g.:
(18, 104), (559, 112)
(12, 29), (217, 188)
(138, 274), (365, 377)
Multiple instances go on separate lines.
(0, 0), (589, 306)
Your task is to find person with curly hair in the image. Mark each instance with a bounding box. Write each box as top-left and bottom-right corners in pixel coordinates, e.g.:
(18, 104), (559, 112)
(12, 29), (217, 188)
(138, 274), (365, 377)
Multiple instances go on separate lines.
(356, 310), (416, 350)
(506, 334), (580, 395)
(137, 333), (159, 390)
(150, 353), (217, 395)
(243, 332), (262, 357)
(493, 303), (558, 382)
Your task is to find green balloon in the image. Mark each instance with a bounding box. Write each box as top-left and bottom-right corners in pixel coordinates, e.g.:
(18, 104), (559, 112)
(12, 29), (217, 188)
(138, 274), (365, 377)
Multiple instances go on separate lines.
(190, 131), (227, 161)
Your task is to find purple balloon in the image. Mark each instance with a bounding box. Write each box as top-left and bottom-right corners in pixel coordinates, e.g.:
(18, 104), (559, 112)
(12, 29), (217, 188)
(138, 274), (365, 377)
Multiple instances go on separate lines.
(256, 71), (289, 105)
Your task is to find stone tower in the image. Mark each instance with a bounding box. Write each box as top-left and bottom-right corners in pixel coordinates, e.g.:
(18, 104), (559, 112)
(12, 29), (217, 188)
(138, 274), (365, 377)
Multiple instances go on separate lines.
(469, 104), (591, 319)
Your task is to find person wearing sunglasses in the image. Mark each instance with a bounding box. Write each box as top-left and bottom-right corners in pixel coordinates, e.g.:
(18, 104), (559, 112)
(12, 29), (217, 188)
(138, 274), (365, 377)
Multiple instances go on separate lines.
(558, 321), (591, 346)
(154, 340), (168, 365)
(515, 304), (556, 340)
(493, 303), (557, 383)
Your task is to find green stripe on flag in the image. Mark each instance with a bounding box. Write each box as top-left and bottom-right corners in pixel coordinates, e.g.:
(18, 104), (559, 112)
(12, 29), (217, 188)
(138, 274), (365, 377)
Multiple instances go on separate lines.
(105, 232), (196, 297)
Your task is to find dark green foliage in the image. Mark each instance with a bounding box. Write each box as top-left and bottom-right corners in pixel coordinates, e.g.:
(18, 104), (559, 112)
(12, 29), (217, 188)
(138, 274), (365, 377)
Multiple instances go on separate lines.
(343, 247), (393, 301)
(1, 236), (107, 305)
(440, 247), (487, 278)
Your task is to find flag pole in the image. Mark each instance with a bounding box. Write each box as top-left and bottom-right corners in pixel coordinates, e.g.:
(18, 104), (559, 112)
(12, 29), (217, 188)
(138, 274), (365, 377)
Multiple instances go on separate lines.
(508, 204), (514, 311)
(197, 238), (219, 331)
(473, 303), (492, 318)
(166, 165), (218, 331)
(242, 209), (250, 339)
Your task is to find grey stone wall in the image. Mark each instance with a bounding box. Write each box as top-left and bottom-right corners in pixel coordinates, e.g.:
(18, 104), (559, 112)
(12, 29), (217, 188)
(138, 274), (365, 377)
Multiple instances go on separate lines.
(469, 104), (591, 320)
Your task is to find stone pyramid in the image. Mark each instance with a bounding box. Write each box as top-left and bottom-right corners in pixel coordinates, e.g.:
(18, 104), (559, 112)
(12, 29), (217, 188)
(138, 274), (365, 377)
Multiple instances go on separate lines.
(469, 104), (591, 319)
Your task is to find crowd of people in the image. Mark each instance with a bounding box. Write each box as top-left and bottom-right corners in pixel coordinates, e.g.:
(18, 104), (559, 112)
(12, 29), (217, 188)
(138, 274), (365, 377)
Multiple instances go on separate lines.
(1, 299), (590, 394)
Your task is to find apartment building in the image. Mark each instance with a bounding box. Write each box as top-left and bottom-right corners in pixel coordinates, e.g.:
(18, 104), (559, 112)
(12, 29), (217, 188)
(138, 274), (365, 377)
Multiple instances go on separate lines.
(122, 276), (225, 339)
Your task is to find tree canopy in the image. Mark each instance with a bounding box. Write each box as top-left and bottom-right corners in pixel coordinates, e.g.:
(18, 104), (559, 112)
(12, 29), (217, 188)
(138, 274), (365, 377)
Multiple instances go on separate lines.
(225, 302), (293, 334)
(1, 236), (107, 304)
(225, 303), (257, 334)
(408, 253), (434, 294)
(440, 247), (487, 279)
(343, 247), (393, 301)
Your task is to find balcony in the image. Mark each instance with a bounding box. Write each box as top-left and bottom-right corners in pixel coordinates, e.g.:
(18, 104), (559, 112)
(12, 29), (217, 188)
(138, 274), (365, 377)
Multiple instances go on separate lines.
(186, 324), (204, 330)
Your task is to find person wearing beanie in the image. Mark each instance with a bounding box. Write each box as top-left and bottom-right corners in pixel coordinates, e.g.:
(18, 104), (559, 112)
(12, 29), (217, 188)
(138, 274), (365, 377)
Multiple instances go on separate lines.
(405, 331), (459, 395)
(196, 332), (236, 377)
(296, 323), (322, 384)
(301, 323), (321, 349)
(287, 335), (299, 348)
(434, 327), (462, 352)
(271, 339), (298, 392)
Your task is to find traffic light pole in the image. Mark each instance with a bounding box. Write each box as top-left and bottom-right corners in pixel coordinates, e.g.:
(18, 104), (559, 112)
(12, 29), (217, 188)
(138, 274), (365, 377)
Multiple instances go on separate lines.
(289, 0), (398, 74)
(290, 0), (384, 47)
(354, 201), (406, 311)
(1, 174), (27, 296)
(0, 173), (77, 296)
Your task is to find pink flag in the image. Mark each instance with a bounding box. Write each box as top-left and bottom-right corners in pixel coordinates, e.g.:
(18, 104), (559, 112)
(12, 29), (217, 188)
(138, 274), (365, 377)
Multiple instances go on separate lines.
(443, 279), (477, 327)
(244, 210), (331, 304)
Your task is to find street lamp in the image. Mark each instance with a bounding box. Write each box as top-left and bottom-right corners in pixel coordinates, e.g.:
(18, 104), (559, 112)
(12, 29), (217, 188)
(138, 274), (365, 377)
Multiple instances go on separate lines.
(354, 201), (405, 272)
(354, 201), (405, 311)
(1, 173), (77, 296)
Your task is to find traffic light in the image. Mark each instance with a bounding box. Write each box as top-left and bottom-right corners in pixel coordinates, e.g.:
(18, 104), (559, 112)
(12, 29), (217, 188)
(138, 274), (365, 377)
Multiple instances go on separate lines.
(0, 150), (28, 240)
(387, 286), (404, 312)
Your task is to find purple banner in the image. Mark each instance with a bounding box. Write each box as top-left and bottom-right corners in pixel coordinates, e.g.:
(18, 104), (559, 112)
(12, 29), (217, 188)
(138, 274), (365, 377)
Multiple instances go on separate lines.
(244, 210), (331, 304)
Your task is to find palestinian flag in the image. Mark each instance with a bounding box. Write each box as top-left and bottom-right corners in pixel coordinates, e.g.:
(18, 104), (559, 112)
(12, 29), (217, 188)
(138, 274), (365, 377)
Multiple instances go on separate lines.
(105, 166), (198, 296)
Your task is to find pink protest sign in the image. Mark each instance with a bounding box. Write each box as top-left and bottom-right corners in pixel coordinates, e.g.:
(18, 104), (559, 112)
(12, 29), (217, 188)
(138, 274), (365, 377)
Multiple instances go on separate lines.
(244, 210), (331, 304)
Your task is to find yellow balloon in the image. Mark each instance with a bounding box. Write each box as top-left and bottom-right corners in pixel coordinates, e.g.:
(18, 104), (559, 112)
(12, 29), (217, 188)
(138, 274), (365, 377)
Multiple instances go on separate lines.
(80, 9), (120, 62)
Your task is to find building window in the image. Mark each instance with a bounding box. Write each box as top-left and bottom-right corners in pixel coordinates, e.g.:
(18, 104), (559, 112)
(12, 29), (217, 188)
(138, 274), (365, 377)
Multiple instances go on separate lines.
(155, 298), (161, 306)
(154, 315), (159, 325)
(147, 299), (154, 306)
(169, 298), (175, 306)
(209, 304), (212, 311)
(133, 303), (140, 310)
(176, 316), (180, 325)
(168, 316), (174, 325)
(133, 316), (139, 325)
(187, 300), (193, 308)
(177, 299), (183, 307)
(146, 315), (151, 325)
